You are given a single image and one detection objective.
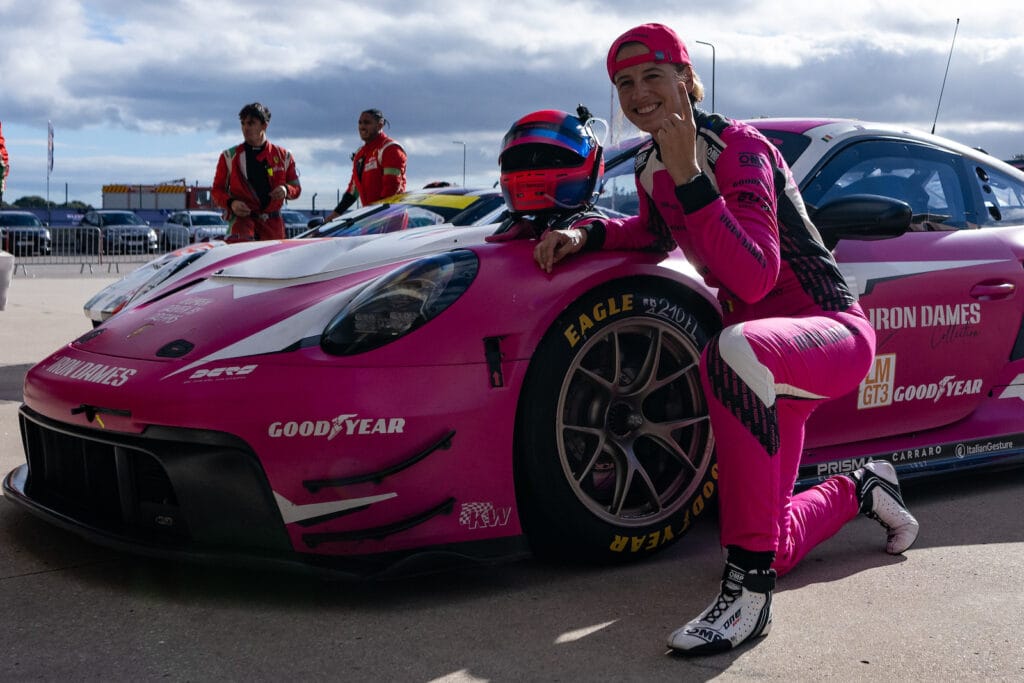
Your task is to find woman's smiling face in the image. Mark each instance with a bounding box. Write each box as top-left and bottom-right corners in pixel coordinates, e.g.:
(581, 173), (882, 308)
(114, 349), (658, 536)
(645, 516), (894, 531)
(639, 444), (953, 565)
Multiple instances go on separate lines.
(611, 42), (691, 134)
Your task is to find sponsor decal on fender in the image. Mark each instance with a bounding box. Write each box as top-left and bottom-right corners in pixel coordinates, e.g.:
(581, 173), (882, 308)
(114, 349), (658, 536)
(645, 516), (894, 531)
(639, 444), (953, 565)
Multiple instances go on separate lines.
(563, 294), (634, 348)
(858, 354), (982, 409)
(42, 355), (136, 387)
(894, 375), (982, 403)
(859, 353), (895, 408)
(186, 364), (257, 382)
(267, 413), (406, 440)
(458, 502), (512, 530)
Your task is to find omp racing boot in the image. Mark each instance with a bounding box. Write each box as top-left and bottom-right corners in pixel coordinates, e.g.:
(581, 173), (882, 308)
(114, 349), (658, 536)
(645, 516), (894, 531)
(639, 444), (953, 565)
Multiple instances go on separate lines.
(667, 562), (775, 655)
(851, 460), (920, 554)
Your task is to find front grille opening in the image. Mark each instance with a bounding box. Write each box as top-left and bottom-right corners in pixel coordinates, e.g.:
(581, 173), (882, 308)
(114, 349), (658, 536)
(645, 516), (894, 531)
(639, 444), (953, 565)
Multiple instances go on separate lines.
(23, 422), (188, 540)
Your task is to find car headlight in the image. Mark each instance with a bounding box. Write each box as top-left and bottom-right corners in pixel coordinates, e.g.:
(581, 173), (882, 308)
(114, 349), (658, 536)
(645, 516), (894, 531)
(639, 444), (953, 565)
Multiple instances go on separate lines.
(42, 229), (52, 240)
(321, 249), (478, 355)
(148, 229), (158, 240)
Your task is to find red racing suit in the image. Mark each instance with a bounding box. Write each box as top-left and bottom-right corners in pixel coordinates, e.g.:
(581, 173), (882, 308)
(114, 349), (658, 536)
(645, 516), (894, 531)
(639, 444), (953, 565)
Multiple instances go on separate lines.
(346, 133), (406, 206)
(585, 112), (876, 576)
(212, 141), (301, 241)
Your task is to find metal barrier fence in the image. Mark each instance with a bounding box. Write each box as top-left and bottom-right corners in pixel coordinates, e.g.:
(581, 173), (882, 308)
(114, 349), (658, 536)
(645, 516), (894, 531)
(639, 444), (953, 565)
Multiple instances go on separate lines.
(7, 225), (174, 276)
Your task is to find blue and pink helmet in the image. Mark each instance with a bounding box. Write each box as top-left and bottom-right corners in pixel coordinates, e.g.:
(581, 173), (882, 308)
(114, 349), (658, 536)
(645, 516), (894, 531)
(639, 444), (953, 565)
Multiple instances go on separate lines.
(498, 108), (604, 214)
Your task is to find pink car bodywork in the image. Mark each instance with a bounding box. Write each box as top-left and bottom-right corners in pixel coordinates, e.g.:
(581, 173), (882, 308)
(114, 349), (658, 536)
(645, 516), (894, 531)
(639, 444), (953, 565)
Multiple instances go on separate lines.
(8, 118), (1024, 576)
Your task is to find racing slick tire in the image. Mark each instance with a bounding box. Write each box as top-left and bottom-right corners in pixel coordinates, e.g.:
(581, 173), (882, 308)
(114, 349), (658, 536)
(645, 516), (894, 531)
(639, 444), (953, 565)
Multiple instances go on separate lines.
(515, 279), (719, 564)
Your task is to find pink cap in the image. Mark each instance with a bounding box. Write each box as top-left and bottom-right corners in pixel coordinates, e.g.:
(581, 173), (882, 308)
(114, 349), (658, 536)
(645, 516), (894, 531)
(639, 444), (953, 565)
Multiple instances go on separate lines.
(606, 23), (691, 81)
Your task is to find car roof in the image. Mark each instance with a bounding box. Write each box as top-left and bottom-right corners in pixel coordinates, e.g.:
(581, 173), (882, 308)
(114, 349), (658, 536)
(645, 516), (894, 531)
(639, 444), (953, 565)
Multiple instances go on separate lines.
(748, 117), (1024, 181)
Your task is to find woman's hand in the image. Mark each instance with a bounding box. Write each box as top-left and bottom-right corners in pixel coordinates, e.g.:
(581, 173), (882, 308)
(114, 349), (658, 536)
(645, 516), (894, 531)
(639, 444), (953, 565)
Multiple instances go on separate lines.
(533, 228), (586, 273)
(656, 111), (701, 186)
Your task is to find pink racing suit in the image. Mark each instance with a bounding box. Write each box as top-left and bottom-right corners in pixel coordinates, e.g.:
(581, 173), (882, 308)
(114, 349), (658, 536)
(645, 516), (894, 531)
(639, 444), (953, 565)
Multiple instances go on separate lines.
(586, 113), (876, 575)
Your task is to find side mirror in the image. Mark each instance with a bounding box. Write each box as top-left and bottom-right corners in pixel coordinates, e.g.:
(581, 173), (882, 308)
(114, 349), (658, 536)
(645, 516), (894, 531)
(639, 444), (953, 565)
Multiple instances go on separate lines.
(811, 194), (912, 250)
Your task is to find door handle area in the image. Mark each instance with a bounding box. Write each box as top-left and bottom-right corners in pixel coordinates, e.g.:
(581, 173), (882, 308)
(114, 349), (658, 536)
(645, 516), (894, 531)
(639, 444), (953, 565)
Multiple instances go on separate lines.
(970, 282), (1016, 300)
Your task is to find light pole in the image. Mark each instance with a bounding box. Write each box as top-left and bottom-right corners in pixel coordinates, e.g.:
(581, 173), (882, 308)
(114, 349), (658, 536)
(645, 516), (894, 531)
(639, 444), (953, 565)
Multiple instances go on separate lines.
(452, 140), (466, 186)
(695, 40), (716, 112)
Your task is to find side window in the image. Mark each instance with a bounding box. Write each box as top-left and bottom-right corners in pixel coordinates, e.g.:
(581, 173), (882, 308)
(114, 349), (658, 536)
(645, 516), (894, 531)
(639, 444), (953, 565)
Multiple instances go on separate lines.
(803, 139), (971, 231)
(972, 164), (1024, 224)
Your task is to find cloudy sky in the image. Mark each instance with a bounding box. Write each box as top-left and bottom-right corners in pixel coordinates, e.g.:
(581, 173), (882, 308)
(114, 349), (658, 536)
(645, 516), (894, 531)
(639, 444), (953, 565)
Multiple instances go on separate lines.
(1, 0), (1022, 210)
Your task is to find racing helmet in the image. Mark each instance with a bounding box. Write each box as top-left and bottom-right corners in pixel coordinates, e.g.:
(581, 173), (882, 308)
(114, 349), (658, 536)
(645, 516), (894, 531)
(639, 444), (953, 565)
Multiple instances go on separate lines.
(499, 108), (603, 214)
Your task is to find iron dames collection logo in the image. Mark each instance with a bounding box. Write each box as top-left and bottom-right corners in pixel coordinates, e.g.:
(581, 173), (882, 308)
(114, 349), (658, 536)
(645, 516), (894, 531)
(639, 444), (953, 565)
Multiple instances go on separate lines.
(867, 303), (981, 331)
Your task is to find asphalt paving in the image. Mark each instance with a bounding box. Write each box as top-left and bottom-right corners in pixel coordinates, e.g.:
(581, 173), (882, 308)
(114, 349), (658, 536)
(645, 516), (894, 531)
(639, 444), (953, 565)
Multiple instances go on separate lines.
(1, 272), (1022, 681)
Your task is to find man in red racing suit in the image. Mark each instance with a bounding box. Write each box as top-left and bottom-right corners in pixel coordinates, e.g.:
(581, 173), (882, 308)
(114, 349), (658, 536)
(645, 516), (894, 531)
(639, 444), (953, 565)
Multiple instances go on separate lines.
(534, 23), (919, 656)
(324, 109), (406, 222)
(213, 102), (301, 242)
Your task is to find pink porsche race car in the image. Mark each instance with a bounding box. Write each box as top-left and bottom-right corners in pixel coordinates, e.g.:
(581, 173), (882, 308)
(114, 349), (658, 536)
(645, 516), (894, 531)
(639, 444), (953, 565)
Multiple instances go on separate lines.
(6, 118), (1024, 577)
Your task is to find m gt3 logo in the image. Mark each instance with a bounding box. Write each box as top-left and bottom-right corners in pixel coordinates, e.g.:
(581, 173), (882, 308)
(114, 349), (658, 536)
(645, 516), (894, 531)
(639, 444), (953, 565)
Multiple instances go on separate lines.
(268, 414), (406, 439)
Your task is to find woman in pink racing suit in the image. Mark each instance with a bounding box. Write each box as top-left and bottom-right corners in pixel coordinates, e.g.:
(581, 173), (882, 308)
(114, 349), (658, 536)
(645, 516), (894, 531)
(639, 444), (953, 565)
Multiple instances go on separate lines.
(534, 23), (919, 656)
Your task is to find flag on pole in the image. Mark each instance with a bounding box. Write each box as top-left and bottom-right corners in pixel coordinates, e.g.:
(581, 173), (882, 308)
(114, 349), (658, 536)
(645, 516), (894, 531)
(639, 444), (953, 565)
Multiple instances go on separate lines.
(47, 120), (54, 174)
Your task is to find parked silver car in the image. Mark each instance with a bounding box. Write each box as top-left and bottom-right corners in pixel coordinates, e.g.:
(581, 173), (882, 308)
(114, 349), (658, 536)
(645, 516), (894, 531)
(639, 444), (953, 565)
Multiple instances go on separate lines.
(72, 210), (158, 255)
(159, 210), (229, 250)
(281, 209), (309, 238)
(0, 210), (52, 256)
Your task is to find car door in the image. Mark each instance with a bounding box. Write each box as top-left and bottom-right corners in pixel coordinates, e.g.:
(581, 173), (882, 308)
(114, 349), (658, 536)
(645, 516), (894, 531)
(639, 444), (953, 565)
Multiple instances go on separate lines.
(801, 138), (1024, 447)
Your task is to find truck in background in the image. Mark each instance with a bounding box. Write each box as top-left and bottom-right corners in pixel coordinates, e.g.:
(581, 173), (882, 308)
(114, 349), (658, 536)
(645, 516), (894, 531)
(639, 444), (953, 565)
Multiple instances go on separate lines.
(101, 180), (215, 211)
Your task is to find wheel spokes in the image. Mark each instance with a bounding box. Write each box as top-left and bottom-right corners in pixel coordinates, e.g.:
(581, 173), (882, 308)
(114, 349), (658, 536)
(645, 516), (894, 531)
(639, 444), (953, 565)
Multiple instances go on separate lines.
(557, 317), (712, 527)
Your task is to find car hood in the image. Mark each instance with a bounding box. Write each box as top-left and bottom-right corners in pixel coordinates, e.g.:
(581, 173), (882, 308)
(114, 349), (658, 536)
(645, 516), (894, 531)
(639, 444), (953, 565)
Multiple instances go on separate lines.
(75, 224), (497, 363)
(86, 224), (496, 324)
(219, 223), (494, 281)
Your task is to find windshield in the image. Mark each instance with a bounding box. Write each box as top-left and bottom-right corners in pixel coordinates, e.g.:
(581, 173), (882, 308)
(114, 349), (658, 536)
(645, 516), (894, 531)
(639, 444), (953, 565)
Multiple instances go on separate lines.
(303, 193), (496, 238)
(0, 214), (43, 227)
(327, 205), (451, 236)
(103, 213), (145, 226)
(192, 214), (226, 226)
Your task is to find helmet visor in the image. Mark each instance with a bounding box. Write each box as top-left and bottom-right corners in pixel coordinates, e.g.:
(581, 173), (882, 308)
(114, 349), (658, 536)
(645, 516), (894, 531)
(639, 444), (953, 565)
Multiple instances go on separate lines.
(501, 120), (594, 166)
